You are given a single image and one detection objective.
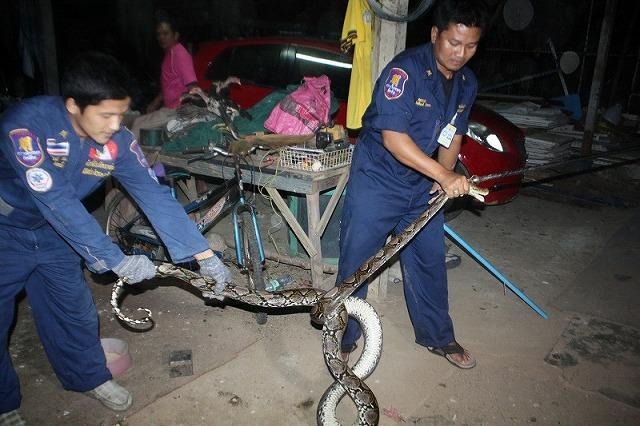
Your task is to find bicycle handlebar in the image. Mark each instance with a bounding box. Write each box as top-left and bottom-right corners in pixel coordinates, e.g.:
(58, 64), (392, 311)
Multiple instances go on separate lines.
(183, 143), (259, 163)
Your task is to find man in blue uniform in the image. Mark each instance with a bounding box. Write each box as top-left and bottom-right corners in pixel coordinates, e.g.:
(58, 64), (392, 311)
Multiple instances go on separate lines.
(0, 52), (231, 424)
(337, 0), (488, 369)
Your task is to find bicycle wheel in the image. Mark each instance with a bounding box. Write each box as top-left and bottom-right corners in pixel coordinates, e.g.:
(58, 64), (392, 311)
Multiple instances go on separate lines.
(104, 188), (166, 261)
(239, 210), (267, 324)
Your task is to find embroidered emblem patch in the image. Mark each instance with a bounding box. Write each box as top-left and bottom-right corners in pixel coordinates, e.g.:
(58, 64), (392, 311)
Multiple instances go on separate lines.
(129, 140), (149, 168)
(26, 168), (53, 192)
(384, 67), (408, 100)
(9, 129), (43, 168)
(89, 140), (118, 162)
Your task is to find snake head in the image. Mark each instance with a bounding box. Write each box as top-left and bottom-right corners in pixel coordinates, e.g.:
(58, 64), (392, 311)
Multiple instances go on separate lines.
(468, 177), (490, 202)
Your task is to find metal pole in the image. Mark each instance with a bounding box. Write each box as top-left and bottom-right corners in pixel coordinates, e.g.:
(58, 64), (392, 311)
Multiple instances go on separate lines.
(444, 224), (549, 319)
(577, 0), (596, 95)
(583, 0), (618, 156)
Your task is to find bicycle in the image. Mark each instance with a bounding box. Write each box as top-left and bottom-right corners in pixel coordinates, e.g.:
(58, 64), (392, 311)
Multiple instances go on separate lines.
(104, 141), (270, 324)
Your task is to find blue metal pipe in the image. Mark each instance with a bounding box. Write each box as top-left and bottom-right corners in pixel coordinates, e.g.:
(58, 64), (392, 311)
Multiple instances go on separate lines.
(444, 223), (549, 319)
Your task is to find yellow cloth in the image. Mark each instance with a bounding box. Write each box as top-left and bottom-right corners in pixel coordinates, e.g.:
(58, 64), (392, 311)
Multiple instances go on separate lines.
(341, 0), (373, 130)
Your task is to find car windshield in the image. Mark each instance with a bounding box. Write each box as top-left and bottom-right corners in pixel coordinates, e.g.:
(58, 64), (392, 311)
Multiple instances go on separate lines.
(206, 44), (284, 88)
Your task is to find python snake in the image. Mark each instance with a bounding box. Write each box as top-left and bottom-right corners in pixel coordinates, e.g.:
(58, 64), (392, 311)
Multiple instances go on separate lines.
(110, 186), (487, 425)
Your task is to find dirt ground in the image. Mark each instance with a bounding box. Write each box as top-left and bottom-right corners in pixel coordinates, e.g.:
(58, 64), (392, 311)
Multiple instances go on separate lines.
(6, 166), (640, 425)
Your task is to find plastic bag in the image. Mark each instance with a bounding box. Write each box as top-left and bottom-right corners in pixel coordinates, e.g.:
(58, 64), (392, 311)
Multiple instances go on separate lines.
(264, 75), (331, 135)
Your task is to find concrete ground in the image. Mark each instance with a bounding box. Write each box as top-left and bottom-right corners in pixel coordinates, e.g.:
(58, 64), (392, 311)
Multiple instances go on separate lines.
(7, 167), (640, 425)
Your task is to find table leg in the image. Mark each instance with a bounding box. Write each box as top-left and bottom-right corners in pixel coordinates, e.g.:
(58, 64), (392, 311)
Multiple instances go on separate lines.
(306, 192), (326, 289)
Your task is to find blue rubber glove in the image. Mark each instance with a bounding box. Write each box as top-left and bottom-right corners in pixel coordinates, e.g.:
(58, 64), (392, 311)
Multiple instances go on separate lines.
(112, 255), (156, 284)
(197, 256), (231, 294)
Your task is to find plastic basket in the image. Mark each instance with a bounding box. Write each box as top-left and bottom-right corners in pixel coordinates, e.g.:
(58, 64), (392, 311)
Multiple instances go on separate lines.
(279, 146), (353, 172)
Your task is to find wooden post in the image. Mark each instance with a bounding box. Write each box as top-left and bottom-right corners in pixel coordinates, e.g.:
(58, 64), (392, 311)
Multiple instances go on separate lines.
(368, 0), (409, 300)
(582, 0), (618, 155)
(371, 0), (409, 81)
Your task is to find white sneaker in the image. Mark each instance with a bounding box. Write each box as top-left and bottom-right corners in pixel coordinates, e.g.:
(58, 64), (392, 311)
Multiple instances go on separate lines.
(85, 380), (132, 411)
(0, 409), (26, 426)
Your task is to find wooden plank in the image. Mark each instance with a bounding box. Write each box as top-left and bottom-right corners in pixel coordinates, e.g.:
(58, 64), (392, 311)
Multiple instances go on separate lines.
(306, 191), (324, 289)
(264, 187), (318, 258)
(317, 171), (349, 237)
(155, 152), (350, 195)
(176, 178), (197, 202)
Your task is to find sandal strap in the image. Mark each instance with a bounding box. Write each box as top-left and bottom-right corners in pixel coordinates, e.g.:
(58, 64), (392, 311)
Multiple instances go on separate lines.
(432, 341), (465, 355)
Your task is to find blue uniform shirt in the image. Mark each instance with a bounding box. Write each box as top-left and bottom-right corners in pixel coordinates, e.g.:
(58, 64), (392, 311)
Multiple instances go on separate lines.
(0, 96), (209, 272)
(356, 42), (477, 187)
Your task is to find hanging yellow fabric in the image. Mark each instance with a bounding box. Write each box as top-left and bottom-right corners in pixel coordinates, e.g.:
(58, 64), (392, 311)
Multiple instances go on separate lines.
(340, 0), (373, 130)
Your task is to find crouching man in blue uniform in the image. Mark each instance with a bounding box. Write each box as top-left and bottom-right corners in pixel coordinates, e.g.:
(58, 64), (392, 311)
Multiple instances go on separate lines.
(337, 0), (488, 369)
(0, 52), (231, 424)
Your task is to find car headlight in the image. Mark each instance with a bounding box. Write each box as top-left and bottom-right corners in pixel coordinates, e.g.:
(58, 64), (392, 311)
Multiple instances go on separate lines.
(466, 121), (504, 152)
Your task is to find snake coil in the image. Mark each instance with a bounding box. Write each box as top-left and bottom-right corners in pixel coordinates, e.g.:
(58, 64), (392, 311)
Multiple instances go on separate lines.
(110, 187), (486, 425)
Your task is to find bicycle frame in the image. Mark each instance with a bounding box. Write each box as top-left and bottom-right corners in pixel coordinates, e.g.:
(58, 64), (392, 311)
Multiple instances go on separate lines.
(110, 156), (266, 270)
(230, 159), (266, 269)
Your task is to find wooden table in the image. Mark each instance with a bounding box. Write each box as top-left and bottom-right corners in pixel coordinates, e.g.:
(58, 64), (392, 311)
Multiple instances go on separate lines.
(147, 148), (350, 290)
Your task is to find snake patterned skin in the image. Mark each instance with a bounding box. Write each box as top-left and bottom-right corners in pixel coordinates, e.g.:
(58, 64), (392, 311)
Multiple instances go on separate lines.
(110, 186), (488, 425)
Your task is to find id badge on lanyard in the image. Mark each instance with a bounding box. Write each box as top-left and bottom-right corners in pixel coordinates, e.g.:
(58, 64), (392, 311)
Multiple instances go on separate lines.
(437, 112), (458, 148)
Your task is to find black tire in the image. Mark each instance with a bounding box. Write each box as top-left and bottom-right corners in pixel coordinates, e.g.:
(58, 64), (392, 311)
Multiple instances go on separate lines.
(240, 210), (267, 324)
(104, 189), (166, 261)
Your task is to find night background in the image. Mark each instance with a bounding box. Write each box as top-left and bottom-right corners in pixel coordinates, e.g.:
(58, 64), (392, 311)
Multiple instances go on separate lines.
(1, 0), (639, 114)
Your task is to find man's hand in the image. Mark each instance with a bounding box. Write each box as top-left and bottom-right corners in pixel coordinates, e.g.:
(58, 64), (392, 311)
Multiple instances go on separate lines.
(198, 256), (232, 294)
(435, 169), (469, 198)
(113, 255), (156, 284)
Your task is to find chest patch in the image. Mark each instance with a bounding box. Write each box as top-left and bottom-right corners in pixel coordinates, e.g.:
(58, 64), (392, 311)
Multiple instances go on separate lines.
(9, 128), (43, 168)
(89, 140), (118, 162)
(83, 140), (118, 177)
(384, 67), (408, 100)
(46, 139), (70, 168)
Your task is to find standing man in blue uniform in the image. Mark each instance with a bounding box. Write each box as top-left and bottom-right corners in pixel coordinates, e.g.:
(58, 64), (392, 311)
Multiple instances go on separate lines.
(337, 0), (488, 369)
(0, 52), (231, 424)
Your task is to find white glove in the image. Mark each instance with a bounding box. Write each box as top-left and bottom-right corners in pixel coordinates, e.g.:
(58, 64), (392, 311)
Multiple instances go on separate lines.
(113, 255), (156, 284)
(197, 256), (231, 294)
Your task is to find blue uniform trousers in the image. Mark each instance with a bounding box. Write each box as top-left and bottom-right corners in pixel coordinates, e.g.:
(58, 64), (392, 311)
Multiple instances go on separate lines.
(0, 224), (111, 413)
(336, 171), (454, 352)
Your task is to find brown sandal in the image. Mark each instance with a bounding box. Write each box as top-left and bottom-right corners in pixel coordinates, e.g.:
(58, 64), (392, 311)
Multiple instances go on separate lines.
(427, 341), (477, 369)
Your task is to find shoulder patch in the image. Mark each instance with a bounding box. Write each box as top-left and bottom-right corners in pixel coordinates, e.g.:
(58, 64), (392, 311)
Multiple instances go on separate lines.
(384, 67), (409, 100)
(26, 167), (53, 192)
(9, 128), (44, 168)
(129, 140), (149, 168)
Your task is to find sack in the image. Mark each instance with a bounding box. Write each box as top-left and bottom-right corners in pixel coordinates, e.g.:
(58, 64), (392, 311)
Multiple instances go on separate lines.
(264, 75), (331, 135)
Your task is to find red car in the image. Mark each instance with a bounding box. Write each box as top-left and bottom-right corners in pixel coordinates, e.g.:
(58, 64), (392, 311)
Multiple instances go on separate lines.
(194, 37), (525, 205)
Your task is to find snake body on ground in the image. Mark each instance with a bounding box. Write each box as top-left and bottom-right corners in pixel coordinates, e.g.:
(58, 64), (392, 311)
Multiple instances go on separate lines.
(111, 189), (484, 425)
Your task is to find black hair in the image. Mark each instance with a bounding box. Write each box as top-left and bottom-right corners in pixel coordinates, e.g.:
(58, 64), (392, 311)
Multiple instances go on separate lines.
(61, 51), (132, 111)
(432, 0), (489, 34)
(155, 9), (179, 33)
